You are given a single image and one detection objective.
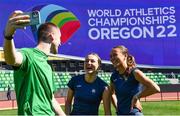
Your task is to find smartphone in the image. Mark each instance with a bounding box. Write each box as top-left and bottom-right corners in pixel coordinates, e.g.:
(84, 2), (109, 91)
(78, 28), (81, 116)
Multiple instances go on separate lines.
(22, 11), (41, 26)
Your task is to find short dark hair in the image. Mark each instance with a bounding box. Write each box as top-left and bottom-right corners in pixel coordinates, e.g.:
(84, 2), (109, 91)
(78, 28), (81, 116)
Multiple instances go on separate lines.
(37, 22), (58, 43)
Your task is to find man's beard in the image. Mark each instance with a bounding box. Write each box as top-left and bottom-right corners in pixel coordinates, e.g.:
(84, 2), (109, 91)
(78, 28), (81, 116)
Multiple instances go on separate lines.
(50, 44), (58, 54)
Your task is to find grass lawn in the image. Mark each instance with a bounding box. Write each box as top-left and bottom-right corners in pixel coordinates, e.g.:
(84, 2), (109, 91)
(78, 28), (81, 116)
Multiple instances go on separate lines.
(0, 101), (180, 115)
(142, 101), (180, 115)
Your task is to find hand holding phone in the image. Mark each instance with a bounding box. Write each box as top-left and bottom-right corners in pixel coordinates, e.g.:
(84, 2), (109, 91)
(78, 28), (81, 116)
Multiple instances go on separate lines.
(21, 11), (41, 26)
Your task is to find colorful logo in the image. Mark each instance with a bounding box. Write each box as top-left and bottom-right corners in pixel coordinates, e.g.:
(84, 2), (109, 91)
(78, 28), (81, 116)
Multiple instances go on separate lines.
(31, 4), (80, 44)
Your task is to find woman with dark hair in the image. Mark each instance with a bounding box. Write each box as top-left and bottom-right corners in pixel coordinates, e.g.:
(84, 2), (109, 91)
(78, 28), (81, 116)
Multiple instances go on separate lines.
(65, 53), (111, 115)
(110, 45), (160, 115)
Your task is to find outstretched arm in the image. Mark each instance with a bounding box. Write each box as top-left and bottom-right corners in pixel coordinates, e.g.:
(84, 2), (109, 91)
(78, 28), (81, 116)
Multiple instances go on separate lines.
(3, 10), (30, 66)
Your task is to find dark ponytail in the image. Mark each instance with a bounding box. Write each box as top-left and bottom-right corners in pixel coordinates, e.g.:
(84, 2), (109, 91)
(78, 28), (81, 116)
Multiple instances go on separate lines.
(123, 55), (136, 76)
(127, 54), (136, 68)
(113, 45), (137, 76)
